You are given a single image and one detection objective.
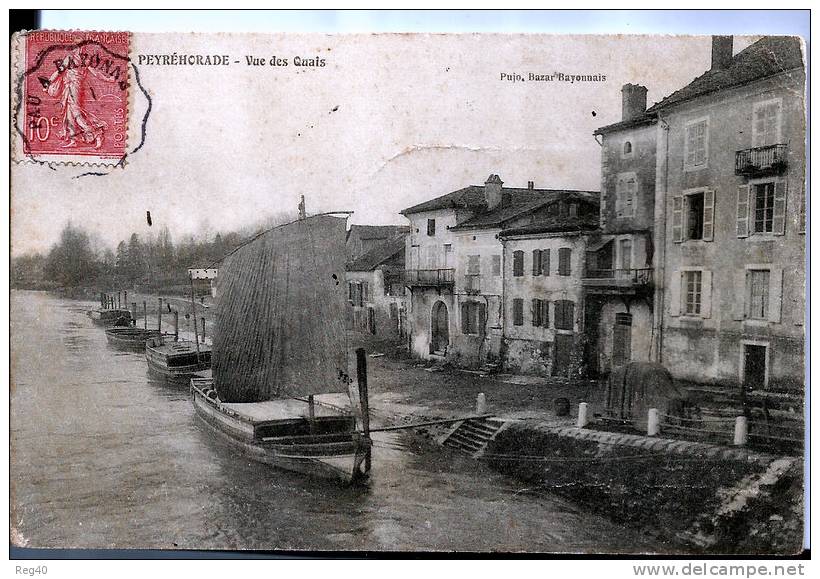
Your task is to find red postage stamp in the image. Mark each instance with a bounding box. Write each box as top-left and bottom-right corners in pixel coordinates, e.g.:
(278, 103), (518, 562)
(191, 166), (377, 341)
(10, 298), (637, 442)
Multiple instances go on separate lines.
(17, 30), (131, 163)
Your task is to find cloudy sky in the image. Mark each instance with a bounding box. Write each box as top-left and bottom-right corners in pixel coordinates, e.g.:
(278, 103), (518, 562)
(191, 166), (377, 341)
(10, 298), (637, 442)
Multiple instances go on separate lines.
(11, 32), (760, 255)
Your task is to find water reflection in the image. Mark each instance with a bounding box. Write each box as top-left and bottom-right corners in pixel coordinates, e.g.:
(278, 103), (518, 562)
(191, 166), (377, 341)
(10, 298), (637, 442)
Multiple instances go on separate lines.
(11, 290), (656, 552)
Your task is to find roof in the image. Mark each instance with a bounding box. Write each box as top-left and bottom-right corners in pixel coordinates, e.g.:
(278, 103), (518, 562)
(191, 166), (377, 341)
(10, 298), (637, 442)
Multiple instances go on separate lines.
(647, 36), (804, 112)
(450, 190), (599, 231)
(499, 215), (600, 238)
(593, 113), (657, 136)
(346, 235), (405, 272)
(346, 224), (409, 242)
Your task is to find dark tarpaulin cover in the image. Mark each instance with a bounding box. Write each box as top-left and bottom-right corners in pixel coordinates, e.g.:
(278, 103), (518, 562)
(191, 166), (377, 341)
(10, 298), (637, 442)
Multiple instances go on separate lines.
(212, 215), (349, 402)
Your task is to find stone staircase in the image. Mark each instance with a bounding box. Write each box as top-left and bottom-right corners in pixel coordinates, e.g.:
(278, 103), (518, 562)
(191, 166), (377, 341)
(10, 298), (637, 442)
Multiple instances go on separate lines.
(438, 417), (510, 458)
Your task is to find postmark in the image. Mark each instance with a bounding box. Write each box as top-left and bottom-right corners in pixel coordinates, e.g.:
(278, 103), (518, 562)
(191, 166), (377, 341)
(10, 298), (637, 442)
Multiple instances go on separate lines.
(14, 31), (132, 165)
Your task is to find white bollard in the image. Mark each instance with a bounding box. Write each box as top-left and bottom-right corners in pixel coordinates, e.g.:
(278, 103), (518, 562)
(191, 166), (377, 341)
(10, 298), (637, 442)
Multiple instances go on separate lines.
(734, 416), (748, 446)
(475, 393), (486, 415)
(577, 402), (588, 428)
(647, 408), (660, 437)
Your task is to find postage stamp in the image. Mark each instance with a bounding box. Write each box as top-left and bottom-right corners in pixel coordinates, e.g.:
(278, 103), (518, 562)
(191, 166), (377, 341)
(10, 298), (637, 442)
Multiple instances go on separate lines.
(13, 30), (132, 164)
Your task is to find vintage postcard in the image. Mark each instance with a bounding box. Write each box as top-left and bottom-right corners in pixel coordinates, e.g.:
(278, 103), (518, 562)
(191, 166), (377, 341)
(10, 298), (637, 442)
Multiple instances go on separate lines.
(9, 29), (807, 556)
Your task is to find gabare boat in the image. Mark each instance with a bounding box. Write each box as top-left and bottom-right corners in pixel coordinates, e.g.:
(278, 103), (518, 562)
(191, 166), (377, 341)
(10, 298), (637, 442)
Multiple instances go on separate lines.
(105, 326), (164, 351)
(147, 337), (212, 381)
(190, 212), (372, 485)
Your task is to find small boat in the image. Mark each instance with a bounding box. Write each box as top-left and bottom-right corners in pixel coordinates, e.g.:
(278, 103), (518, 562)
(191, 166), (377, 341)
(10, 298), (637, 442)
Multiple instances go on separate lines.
(88, 308), (133, 327)
(191, 212), (372, 484)
(105, 327), (164, 351)
(146, 336), (212, 381)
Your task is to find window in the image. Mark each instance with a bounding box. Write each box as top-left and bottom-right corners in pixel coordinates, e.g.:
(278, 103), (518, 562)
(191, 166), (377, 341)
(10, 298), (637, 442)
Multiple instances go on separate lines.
(532, 250), (542, 276)
(427, 219), (436, 236)
(512, 250), (524, 277)
(467, 254), (480, 275)
(748, 270), (770, 320)
(491, 255), (501, 276)
(622, 141), (633, 157)
(683, 271), (702, 316)
(673, 190), (715, 242)
(347, 281), (368, 307)
(558, 248), (572, 276)
(615, 174), (637, 217)
(531, 299), (549, 327)
(618, 239), (632, 270)
(686, 192), (704, 240)
(569, 203), (578, 218)
(752, 100), (782, 148)
(753, 182), (775, 233)
(685, 118), (709, 169)
(512, 298), (524, 326)
(737, 182), (786, 237)
(443, 244), (452, 267)
(461, 301), (486, 335)
(554, 300), (575, 331)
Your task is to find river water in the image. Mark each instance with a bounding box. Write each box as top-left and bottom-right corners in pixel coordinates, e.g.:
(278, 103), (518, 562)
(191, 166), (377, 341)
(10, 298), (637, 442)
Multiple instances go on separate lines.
(11, 290), (656, 553)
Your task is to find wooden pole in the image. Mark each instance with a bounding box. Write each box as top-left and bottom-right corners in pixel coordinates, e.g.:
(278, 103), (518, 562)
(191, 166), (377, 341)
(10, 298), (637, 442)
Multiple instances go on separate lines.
(158, 298), (163, 333)
(201, 317), (206, 344)
(117, 291), (121, 309)
(173, 311), (179, 342)
(190, 275), (201, 359)
(355, 347), (371, 472)
(131, 302), (137, 327)
(143, 301), (147, 329)
(124, 291), (127, 310)
(100, 292), (105, 308)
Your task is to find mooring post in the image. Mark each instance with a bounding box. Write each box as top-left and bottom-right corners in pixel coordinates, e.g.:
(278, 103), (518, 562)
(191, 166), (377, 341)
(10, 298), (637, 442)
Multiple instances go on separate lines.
(647, 408), (660, 436)
(475, 392), (486, 414)
(118, 291), (121, 309)
(308, 394), (315, 420)
(100, 292), (105, 308)
(143, 301), (147, 329)
(577, 402), (589, 428)
(173, 311), (179, 342)
(124, 291), (128, 309)
(734, 416), (748, 446)
(158, 298), (163, 332)
(131, 302), (137, 327)
(201, 317), (206, 344)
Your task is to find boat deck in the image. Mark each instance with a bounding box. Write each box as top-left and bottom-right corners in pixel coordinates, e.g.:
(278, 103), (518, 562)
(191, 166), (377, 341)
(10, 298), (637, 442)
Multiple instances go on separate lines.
(222, 399), (343, 422)
(149, 340), (212, 356)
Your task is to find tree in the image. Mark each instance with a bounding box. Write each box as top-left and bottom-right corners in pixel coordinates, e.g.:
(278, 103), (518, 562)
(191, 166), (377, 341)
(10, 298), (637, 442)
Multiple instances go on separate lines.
(43, 222), (99, 287)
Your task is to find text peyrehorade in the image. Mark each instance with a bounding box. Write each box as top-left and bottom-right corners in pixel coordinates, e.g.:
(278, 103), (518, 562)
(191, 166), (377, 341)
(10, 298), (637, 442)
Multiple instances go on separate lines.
(136, 54), (327, 67)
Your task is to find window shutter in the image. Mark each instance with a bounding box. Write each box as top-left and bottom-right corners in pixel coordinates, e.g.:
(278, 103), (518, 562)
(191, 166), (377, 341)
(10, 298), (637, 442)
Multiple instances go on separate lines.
(736, 185), (750, 238)
(543, 300), (550, 328)
(732, 270), (746, 320)
(567, 301), (575, 330)
(669, 271), (681, 317)
(532, 250), (540, 276)
(744, 270), (751, 319)
(513, 251), (523, 276)
(768, 267), (783, 323)
(362, 282), (369, 303)
(701, 270), (713, 318)
(542, 249), (550, 276)
(773, 181), (787, 235)
(672, 195), (683, 242)
(531, 299), (538, 326)
(702, 189), (715, 241)
(478, 303), (487, 335)
(461, 302), (468, 334)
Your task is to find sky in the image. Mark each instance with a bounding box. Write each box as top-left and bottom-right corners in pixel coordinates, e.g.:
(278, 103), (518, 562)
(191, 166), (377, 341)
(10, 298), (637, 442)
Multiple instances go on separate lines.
(9, 10), (808, 256)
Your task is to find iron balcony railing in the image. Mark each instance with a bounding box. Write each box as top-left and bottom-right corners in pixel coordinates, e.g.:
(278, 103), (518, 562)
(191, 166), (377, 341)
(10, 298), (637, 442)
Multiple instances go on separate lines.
(582, 268), (653, 287)
(464, 274), (481, 294)
(735, 144), (788, 176)
(404, 268), (455, 287)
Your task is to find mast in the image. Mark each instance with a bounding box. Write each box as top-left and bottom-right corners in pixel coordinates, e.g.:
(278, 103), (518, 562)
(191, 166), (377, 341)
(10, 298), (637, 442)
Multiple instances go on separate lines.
(190, 273), (201, 360)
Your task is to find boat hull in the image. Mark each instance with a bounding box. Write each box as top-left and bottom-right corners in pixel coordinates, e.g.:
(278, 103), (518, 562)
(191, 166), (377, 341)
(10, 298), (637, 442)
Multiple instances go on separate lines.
(146, 339), (211, 383)
(191, 382), (371, 485)
(88, 309), (134, 327)
(105, 328), (163, 351)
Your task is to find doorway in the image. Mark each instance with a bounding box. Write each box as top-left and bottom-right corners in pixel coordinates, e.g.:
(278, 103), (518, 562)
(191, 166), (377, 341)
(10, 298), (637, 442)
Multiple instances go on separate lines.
(431, 301), (449, 354)
(743, 343), (767, 390)
(553, 334), (574, 377)
(612, 313), (632, 367)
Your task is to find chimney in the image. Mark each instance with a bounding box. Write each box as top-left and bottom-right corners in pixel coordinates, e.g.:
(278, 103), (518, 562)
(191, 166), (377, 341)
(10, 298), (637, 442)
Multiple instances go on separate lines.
(621, 84), (648, 122)
(528, 181), (534, 190)
(711, 36), (733, 71)
(484, 174), (503, 210)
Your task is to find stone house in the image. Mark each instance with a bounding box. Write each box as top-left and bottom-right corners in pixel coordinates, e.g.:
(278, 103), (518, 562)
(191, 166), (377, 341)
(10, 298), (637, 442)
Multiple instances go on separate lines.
(346, 224), (410, 263)
(345, 234), (408, 339)
(499, 212), (600, 377)
(400, 175), (597, 367)
(650, 36), (806, 392)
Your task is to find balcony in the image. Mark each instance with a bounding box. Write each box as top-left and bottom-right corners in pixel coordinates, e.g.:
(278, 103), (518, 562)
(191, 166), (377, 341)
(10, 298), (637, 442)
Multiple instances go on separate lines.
(464, 274), (481, 295)
(582, 268), (653, 293)
(735, 144), (788, 177)
(404, 268), (455, 289)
